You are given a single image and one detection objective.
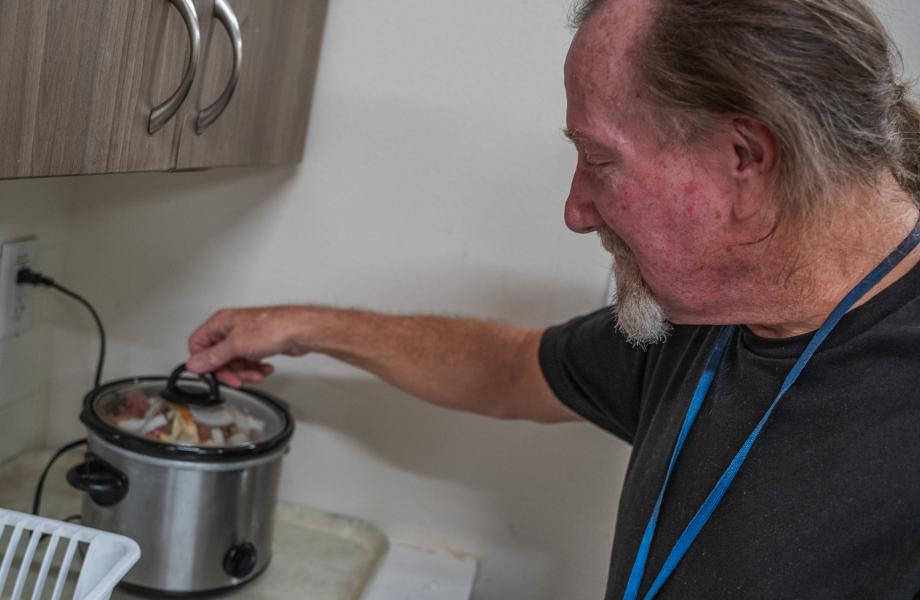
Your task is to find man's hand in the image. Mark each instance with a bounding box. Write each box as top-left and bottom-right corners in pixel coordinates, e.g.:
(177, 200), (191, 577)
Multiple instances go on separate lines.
(187, 307), (310, 387)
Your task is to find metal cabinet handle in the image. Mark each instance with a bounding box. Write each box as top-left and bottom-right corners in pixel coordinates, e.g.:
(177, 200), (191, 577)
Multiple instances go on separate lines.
(195, 0), (242, 134)
(148, 0), (201, 134)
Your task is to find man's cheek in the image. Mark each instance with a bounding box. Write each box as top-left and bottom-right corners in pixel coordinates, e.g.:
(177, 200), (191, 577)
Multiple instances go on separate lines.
(602, 187), (663, 246)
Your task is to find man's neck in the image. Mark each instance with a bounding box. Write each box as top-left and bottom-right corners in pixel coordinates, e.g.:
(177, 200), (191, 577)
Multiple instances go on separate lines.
(746, 186), (920, 339)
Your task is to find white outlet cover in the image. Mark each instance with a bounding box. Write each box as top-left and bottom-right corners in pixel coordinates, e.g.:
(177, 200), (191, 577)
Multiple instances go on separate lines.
(0, 238), (38, 339)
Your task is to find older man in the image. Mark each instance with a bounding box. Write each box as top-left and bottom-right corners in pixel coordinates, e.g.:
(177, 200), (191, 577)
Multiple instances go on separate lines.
(186, 0), (920, 597)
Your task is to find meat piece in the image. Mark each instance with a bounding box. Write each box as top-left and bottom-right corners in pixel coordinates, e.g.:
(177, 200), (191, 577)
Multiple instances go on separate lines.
(197, 424), (213, 442)
(145, 425), (169, 441)
(119, 390), (151, 419)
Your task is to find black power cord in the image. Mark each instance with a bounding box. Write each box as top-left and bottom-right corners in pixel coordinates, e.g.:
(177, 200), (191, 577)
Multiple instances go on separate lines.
(31, 438), (87, 516)
(17, 268), (106, 517)
(18, 268), (106, 387)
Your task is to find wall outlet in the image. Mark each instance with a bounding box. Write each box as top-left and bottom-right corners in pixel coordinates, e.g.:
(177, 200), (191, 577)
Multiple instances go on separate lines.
(0, 237), (38, 339)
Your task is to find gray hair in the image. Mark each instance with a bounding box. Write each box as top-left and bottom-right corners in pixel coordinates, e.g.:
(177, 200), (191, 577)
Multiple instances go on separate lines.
(571, 0), (920, 226)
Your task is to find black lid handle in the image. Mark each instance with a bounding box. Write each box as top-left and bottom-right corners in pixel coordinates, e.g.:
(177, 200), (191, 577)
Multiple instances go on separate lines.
(162, 363), (222, 406)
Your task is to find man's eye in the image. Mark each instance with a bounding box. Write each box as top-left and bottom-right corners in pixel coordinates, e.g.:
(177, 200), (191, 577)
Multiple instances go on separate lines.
(586, 160), (616, 173)
(583, 154), (617, 168)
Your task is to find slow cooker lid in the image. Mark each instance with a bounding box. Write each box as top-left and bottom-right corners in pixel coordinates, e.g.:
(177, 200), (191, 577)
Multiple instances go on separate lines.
(92, 377), (287, 449)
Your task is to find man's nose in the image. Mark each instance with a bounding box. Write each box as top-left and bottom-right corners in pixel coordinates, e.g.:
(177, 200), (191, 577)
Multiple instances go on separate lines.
(564, 173), (605, 233)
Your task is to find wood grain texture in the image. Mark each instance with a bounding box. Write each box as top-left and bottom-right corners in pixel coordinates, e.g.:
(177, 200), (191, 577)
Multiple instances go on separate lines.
(175, 0), (328, 170)
(0, 0), (208, 179)
(0, 0), (50, 178)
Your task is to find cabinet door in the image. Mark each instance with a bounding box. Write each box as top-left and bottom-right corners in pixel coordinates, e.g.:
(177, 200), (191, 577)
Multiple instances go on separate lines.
(0, 0), (206, 179)
(175, 0), (327, 169)
(0, 1), (49, 178)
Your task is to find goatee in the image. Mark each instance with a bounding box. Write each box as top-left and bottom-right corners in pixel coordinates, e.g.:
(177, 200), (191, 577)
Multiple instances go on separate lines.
(598, 228), (672, 347)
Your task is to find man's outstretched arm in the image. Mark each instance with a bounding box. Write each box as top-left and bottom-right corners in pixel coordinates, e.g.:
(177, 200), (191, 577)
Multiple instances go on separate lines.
(186, 306), (581, 423)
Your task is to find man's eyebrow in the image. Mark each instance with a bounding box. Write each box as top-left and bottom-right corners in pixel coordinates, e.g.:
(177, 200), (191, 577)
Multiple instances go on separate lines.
(562, 128), (583, 144)
(563, 128), (608, 150)
(563, 129), (618, 157)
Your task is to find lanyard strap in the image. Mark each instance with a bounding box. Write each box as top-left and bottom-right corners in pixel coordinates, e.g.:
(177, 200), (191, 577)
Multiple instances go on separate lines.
(624, 218), (920, 600)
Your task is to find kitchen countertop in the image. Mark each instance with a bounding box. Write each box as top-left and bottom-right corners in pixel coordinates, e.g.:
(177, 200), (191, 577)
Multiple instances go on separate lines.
(0, 450), (476, 600)
(363, 543), (477, 600)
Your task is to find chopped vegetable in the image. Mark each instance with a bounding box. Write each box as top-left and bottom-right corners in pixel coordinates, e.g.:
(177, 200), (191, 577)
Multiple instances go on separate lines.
(142, 414), (168, 435)
(103, 389), (267, 447)
(211, 428), (225, 446)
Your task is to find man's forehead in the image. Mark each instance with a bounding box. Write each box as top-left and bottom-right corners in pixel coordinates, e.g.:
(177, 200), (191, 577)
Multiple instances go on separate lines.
(564, 0), (661, 149)
(565, 0), (657, 96)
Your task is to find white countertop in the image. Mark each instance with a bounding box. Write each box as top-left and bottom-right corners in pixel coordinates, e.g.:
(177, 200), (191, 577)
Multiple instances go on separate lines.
(363, 543), (477, 600)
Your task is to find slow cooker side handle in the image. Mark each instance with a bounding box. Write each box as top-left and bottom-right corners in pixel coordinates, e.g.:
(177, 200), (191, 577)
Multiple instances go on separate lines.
(66, 455), (129, 507)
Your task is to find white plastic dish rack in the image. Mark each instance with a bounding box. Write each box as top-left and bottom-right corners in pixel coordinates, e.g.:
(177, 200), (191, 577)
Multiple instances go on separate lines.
(0, 508), (140, 600)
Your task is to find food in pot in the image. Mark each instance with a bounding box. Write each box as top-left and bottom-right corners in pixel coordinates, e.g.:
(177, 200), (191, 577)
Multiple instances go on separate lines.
(103, 389), (266, 446)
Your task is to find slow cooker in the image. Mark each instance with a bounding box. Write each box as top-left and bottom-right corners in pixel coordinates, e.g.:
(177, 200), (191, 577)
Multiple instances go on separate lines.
(67, 364), (294, 595)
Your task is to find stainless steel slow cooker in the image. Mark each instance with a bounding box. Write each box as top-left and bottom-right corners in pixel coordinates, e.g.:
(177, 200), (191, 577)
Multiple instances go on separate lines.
(67, 364), (294, 595)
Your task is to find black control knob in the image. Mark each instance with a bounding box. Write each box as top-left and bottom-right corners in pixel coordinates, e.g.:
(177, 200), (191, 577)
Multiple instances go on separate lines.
(223, 542), (258, 579)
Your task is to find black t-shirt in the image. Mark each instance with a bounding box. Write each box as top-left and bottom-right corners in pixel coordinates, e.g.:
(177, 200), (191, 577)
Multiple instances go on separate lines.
(539, 261), (920, 599)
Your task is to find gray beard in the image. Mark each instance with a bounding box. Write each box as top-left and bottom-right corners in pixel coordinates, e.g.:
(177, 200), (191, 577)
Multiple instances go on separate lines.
(598, 229), (672, 347)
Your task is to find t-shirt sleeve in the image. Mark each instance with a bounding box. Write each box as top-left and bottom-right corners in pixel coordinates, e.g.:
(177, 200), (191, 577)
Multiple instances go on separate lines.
(538, 307), (650, 443)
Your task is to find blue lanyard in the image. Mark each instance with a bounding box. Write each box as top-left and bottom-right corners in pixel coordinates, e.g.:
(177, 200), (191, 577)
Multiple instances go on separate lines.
(623, 218), (920, 600)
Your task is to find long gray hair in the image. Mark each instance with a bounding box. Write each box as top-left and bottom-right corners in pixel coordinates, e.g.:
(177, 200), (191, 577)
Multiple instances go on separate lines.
(572, 0), (920, 225)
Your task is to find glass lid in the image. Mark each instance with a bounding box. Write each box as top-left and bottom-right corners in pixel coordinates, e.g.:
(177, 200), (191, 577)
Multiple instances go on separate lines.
(91, 370), (288, 449)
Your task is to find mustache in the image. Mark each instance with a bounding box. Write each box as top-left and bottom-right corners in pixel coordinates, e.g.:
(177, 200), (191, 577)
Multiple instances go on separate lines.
(597, 228), (633, 258)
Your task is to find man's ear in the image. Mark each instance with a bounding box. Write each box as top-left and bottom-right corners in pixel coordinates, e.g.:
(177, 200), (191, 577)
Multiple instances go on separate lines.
(730, 117), (777, 222)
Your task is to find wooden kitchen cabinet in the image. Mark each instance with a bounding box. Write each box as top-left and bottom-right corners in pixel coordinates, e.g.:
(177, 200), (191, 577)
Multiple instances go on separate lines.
(0, 0), (326, 180)
(0, 0), (203, 178)
(177, 0), (328, 169)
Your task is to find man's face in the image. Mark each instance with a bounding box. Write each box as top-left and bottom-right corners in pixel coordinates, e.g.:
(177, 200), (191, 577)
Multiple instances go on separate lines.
(563, 1), (750, 342)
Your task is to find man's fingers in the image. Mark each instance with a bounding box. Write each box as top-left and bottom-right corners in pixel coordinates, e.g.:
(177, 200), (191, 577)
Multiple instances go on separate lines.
(199, 357), (274, 389)
(187, 309), (283, 385)
(214, 367), (242, 388)
(226, 359), (272, 383)
(236, 369), (266, 383)
(213, 366), (266, 387)
(188, 310), (233, 354)
(187, 338), (238, 374)
(228, 358), (273, 373)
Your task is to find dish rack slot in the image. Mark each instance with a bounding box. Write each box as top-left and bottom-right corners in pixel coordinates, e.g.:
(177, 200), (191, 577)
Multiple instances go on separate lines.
(0, 509), (139, 600)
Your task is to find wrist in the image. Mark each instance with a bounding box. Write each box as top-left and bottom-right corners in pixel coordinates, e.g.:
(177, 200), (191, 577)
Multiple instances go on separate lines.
(276, 305), (312, 355)
(281, 304), (342, 356)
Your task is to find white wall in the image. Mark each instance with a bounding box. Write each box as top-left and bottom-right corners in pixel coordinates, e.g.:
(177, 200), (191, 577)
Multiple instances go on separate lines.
(2, 0), (917, 598)
(0, 177), (75, 463)
(877, 0), (920, 81)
